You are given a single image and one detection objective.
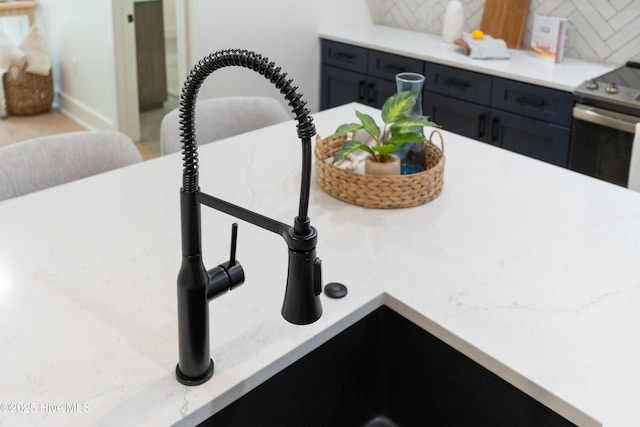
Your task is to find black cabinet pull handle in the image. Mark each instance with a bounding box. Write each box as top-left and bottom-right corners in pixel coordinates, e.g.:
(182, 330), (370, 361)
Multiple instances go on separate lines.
(357, 81), (366, 102)
(443, 78), (470, 89)
(515, 95), (545, 108)
(383, 63), (405, 74)
(478, 114), (486, 139)
(334, 52), (355, 61)
(491, 117), (500, 142)
(367, 82), (376, 105)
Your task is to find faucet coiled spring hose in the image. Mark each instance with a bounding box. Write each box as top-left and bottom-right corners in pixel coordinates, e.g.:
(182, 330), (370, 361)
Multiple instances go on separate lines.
(179, 50), (316, 231)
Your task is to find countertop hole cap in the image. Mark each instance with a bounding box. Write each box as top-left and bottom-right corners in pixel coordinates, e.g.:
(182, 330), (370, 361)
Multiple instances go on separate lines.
(324, 282), (348, 298)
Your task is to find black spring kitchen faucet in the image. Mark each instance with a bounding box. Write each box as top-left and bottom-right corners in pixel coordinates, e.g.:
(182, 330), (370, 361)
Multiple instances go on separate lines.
(175, 50), (323, 386)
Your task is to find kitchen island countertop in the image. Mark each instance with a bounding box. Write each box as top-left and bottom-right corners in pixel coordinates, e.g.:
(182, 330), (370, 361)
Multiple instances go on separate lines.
(1, 104), (639, 426)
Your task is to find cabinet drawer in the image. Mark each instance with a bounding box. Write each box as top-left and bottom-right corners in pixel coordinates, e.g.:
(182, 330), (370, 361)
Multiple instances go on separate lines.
(368, 50), (424, 81)
(491, 78), (573, 127)
(424, 63), (492, 104)
(321, 40), (368, 74)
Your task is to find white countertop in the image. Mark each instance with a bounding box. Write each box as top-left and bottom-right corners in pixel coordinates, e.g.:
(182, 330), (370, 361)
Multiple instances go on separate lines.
(1, 104), (640, 426)
(319, 25), (618, 92)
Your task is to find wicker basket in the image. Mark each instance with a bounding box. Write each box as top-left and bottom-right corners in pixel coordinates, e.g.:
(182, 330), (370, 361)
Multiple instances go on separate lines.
(2, 67), (54, 116)
(315, 130), (445, 209)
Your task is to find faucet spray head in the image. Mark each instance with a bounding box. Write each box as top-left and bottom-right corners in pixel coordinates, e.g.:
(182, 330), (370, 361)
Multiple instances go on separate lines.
(282, 248), (323, 324)
(281, 219), (323, 324)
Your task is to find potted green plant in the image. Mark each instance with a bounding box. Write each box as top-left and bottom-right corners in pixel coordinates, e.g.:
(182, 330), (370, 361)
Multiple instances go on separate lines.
(332, 91), (439, 175)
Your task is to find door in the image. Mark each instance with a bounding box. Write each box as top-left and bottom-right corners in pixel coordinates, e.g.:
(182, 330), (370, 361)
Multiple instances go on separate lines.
(370, 77), (396, 109)
(134, 0), (168, 112)
(492, 110), (571, 167)
(321, 66), (367, 110)
(112, 0), (190, 141)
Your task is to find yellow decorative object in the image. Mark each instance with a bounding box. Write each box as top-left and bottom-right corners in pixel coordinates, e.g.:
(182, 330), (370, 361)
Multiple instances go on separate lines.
(472, 29), (485, 40)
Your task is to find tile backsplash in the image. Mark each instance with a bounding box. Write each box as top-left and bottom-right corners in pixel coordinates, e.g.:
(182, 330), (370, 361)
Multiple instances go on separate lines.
(367, 0), (640, 64)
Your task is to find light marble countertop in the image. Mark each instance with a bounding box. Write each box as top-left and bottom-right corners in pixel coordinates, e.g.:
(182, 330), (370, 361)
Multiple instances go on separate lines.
(319, 25), (618, 92)
(1, 104), (640, 426)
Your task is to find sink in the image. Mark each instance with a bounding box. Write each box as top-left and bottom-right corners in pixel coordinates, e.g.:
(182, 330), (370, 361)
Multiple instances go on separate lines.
(200, 306), (576, 426)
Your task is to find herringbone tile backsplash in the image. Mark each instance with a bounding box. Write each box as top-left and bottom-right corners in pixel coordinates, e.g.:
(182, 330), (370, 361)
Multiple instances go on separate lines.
(369, 0), (640, 64)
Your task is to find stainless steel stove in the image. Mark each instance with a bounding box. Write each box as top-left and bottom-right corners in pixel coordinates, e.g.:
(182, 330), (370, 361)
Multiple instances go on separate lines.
(573, 61), (640, 116)
(569, 62), (640, 187)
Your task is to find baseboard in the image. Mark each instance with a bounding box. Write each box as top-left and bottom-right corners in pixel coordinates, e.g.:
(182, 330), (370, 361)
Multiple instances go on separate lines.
(57, 91), (115, 131)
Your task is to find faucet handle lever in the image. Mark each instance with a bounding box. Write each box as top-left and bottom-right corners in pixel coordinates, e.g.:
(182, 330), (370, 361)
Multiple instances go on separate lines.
(229, 222), (238, 265)
(207, 223), (245, 300)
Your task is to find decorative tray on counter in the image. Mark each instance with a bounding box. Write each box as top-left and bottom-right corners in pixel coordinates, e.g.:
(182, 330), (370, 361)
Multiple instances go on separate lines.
(314, 131), (445, 209)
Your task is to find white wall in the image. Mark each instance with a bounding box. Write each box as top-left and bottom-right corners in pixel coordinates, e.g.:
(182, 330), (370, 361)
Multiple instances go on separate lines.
(28, 1), (372, 137)
(0, 14), (30, 45)
(162, 0), (176, 38)
(37, 0), (119, 130)
(190, 0), (373, 113)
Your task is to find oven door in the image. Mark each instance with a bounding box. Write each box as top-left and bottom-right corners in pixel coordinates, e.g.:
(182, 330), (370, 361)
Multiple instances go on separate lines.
(569, 103), (637, 187)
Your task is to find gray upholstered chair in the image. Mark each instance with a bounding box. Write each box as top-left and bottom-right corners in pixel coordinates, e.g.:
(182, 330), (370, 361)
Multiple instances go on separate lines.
(0, 130), (143, 201)
(159, 96), (291, 155)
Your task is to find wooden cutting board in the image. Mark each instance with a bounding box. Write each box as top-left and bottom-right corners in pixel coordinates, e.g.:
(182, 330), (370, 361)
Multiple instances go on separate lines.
(480, 0), (531, 49)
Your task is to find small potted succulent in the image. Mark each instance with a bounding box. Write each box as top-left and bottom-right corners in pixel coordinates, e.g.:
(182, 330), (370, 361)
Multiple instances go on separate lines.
(332, 91), (439, 175)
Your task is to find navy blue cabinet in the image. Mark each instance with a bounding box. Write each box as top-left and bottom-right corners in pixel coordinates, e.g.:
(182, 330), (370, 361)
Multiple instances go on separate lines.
(320, 38), (575, 168)
(321, 40), (422, 110)
(490, 79), (573, 166)
(492, 110), (571, 166)
(422, 64), (494, 144)
(422, 64), (573, 166)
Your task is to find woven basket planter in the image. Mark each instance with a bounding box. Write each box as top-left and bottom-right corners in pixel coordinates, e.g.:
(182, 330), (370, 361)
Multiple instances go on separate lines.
(2, 68), (54, 116)
(315, 130), (445, 209)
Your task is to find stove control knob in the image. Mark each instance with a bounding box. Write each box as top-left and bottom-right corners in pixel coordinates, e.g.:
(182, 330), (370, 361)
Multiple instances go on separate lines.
(605, 82), (619, 94)
(585, 79), (599, 90)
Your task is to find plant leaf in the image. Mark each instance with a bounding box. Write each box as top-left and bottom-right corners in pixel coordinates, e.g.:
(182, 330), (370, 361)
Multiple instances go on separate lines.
(332, 140), (374, 163)
(355, 110), (380, 141)
(381, 91), (416, 124)
(386, 132), (425, 148)
(335, 123), (363, 136)
(371, 144), (398, 157)
(395, 115), (441, 128)
(387, 132), (425, 143)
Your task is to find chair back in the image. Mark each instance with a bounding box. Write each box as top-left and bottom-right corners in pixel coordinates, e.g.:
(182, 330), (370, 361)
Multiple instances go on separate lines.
(0, 130), (143, 201)
(160, 96), (291, 155)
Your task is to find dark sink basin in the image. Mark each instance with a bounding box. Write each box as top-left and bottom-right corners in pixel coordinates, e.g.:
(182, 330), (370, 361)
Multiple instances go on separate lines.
(200, 306), (576, 426)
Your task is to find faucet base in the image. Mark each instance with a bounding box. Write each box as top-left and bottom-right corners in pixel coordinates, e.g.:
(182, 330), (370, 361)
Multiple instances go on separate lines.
(175, 359), (214, 386)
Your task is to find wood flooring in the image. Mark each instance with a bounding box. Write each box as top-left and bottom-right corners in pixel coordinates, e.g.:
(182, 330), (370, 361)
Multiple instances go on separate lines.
(0, 109), (85, 148)
(0, 108), (161, 160)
